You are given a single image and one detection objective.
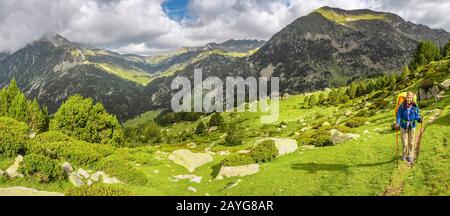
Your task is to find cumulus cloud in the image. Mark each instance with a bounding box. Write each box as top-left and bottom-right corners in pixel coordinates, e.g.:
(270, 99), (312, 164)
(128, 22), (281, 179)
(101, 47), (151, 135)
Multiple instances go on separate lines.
(0, 0), (449, 55)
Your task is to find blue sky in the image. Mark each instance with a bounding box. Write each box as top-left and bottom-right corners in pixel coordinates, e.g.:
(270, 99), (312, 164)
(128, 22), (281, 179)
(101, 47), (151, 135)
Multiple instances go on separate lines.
(162, 0), (191, 22)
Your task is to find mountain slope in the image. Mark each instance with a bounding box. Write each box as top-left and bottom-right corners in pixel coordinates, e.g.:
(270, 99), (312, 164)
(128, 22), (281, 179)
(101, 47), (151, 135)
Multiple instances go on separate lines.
(144, 7), (450, 109)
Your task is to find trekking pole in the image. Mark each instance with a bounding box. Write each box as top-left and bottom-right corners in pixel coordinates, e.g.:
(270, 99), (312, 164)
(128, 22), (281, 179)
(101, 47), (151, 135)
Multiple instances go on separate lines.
(396, 126), (399, 168)
(415, 116), (425, 163)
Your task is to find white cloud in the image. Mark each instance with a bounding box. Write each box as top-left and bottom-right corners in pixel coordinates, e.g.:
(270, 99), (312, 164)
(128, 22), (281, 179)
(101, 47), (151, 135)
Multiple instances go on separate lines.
(0, 0), (449, 55)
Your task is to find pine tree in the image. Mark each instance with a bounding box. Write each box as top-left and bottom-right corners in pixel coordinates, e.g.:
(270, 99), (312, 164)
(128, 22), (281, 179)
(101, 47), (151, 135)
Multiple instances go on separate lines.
(348, 83), (357, 99)
(401, 64), (410, 79)
(443, 39), (450, 57)
(195, 121), (206, 135)
(318, 93), (326, 105)
(308, 94), (317, 106)
(410, 40), (441, 70)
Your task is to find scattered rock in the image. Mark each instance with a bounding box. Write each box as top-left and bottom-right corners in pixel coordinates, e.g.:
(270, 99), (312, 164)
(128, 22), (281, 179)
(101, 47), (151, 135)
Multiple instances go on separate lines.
(187, 186), (197, 193)
(87, 180), (93, 186)
(172, 174), (202, 183)
(168, 149), (213, 172)
(27, 130), (36, 139)
(208, 126), (218, 133)
(322, 121), (331, 126)
(374, 128), (383, 132)
(6, 155), (24, 178)
(344, 111), (352, 117)
(363, 130), (369, 134)
(218, 164), (259, 178)
(187, 143), (197, 148)
(77, 168), (90, 179)
(280, 124), (287, 129)
(103, 175), (121, 184)
(0, 186), (64, 196)
(300, 127), (310, 132)
(236, 150), (251, 154)
(260, 138), (298, 156)
(61, 162), (73, 173)
(218, 150), (230, 155)
(330, 129), (360, 145)
(90, 171), (106, 182)
(69, 172), (84, 187)
(440, 79), (450, 89)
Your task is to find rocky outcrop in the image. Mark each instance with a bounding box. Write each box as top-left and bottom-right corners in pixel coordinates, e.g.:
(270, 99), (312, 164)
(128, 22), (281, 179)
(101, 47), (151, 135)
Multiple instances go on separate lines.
(5, 155), (24, 178)
(259, 138), (298, 156)
(217, 164), (260, 178)
(0, 186), (64, 196)
(330, 129), (360, 145)
(168, 149), (213, 172)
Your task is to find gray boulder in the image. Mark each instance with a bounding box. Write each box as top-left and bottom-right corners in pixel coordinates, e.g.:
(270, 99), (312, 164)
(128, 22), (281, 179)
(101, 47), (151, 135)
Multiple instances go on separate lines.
(6, 155), (24, 178)
(69, 172), (84, 187)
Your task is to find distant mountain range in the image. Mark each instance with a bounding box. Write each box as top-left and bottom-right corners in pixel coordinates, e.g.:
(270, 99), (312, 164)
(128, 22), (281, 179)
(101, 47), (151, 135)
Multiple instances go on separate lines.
(1, 6), (449, 121)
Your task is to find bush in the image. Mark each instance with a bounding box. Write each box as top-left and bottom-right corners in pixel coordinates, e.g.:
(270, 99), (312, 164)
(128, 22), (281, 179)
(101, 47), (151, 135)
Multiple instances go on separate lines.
(223, 123), (242, 146)
(34, 131), (73, 143)
(0, 117), (29, 157)
(221, 154), (254, 166)
(297, 129), (333, 147)
(154, 111), (202, 126)
(124, 121), (161, 145)
(49, 95), (124, 146)
(208, 112), (224, 127)
(195, 121), (206, 135)
(65, 184), (134, 196)
(19, 154), (65, 183)
(97, 155), (148, 185)
(345, 117), (368, 128)
(250, 140), (279, 163)
(418, 99), (434, 108)
(25, 140), (116, 166)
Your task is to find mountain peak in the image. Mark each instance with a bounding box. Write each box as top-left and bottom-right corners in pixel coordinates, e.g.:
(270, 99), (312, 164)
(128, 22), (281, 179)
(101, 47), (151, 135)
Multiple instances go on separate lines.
(311, 7), (389, 26)
(39, 32), (76, 48)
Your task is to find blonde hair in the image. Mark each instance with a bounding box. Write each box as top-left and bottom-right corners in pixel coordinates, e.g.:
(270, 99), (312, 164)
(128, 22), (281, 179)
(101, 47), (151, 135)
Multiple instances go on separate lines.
(406, 92), (415, 97)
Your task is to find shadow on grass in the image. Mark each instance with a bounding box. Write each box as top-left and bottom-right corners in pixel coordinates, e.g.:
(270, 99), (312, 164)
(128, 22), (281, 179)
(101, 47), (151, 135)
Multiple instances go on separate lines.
(291, 158), (395, 174)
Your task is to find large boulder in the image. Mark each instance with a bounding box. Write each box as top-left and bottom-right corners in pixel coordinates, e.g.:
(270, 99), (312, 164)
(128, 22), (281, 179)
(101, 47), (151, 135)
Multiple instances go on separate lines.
(168, 149), (213, 172)
(0, 186), (64, 196)
(259, 138), (298, 156)
(61, 162), (73, 174)
(218, 164), (260, 178)
(330, 129), (360, 145)
(69, 172), (84, 187)
(6, 155), (24, 178)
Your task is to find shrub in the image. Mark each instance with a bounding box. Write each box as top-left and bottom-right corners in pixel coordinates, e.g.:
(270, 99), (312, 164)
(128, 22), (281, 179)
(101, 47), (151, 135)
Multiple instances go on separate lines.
(49, 95), (124, 146)
(195, 121), (206, 135)
(34, 131), (73, 143)
(0, 117), (29, 157)
(418, 99), (434, 108)
(345, 117), (368, 128)
(250, 140), (279, 163)
(65, 184), (134, 196)
(297, 129), (333, 147)
(208, 112), (224, 127)
(97, 155), (148, 185)
(25, 140), (116, 166)
(223, 123), (242, 146)
(124, 121), (161, 145)
(19, 154), (65, 183)
(221, 154), (255, 166)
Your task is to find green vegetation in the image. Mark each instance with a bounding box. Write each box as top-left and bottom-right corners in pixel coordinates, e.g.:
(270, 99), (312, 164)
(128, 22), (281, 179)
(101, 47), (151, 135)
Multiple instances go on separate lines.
(50, 95), (124, 146)
(19, 154), (66, 183)
(345, 117), (368, 128)
(222, 154), (255, 166)
(96, 63), (153, 85)
(410, 40), (442, 70)
(65, 184), (134, 196)
(223, 123), (242, 146)
(313, 7), (387, 26)
(0, 117), (29, 157)
(0, 79), (49, 133)
(250, 140), (278, 163)
(195, 121), (206, 135)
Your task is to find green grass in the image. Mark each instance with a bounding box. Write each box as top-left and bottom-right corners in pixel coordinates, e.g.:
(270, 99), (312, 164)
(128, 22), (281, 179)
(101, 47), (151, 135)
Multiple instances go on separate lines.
(96, 63), (153, 85)
(313, 8), (387, 26)
(123, 110), (162, 128)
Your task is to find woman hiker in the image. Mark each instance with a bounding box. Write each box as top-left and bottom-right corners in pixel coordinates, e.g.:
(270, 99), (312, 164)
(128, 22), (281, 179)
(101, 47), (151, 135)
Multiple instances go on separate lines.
(396, 92), (422, 165)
